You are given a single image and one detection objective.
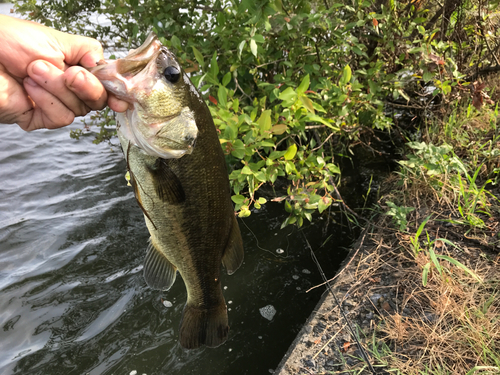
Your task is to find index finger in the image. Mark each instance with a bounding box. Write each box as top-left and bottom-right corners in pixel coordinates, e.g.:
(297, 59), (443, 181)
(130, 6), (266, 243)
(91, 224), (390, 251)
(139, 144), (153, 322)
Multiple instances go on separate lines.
(50, 30), (104, 68)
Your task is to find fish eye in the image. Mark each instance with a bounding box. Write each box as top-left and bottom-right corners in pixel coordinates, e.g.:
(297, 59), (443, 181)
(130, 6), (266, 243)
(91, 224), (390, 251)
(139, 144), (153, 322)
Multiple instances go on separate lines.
(164, 66), (180, 83)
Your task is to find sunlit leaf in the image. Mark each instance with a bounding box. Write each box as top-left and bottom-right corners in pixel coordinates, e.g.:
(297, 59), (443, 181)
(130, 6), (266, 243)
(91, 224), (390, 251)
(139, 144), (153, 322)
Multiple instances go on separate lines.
(299, 96), (315, 113)
(250, 39), (258, 57)
(284, 144), (297, 160)
(339, 64), (352, 86)
(297, 74), (310, 96)
(271, 124), (287, 135)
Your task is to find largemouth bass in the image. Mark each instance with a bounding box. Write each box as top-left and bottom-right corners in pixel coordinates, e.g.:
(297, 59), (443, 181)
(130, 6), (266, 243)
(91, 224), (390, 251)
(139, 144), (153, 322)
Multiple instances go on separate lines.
(90, 33), (244, 349)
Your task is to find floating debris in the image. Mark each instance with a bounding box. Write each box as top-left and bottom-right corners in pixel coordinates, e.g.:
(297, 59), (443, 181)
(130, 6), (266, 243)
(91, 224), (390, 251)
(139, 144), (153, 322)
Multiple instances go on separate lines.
(302, 269), (311, 274)
(276, 248), (285, 254)
(259, 305), (276, 321)
(292, 275), (299, 280)
(163, 300), (173, 308)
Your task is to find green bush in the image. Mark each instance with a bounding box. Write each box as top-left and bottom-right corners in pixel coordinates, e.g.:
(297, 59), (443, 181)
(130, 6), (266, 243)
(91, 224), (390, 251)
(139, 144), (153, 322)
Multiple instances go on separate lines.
(15, 0), (500, 225)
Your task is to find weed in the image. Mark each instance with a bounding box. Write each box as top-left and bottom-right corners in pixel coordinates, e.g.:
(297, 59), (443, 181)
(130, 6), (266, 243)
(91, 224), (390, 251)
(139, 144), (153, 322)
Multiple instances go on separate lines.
(385, 201), (415, 231)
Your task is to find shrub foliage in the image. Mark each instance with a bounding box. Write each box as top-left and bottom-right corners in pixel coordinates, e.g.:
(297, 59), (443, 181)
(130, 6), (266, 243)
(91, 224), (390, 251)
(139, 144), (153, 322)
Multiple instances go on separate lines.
(15, 0), (500, 225)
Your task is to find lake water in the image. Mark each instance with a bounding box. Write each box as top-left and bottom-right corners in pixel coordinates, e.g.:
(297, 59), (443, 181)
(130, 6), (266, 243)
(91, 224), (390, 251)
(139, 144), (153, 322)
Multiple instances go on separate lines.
(0, 121), (351, 375)
(0, 5), (354, 373)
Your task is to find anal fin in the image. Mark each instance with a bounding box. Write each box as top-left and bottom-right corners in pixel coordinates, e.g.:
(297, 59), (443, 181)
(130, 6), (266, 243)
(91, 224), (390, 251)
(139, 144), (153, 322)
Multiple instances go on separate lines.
(143, 239), (177, 290)
(222, 214), (244, 275)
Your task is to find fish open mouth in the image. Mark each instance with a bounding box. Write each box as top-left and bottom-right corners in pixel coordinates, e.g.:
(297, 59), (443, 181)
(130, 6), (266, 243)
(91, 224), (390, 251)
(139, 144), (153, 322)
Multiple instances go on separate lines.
(115, 33), (162, 77)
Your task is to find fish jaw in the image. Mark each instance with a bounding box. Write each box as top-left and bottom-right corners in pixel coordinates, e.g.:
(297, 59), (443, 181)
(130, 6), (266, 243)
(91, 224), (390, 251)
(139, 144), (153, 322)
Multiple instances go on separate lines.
(89, 49), (161, 102)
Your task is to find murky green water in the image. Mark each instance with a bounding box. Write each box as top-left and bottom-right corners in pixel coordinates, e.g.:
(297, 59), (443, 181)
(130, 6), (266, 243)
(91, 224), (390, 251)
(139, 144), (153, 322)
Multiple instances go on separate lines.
(0, 122), (353, 375)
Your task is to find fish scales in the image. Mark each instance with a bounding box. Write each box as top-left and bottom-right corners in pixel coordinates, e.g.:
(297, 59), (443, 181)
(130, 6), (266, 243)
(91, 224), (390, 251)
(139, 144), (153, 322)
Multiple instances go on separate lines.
(91, 32), (244, 349)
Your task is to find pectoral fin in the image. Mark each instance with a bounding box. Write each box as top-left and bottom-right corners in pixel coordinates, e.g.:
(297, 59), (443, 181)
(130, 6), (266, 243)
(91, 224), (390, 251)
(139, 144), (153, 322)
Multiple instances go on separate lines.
(147, 158), (186, 204)
(143, 239), (177, 290)
(222, 214), (244, 275)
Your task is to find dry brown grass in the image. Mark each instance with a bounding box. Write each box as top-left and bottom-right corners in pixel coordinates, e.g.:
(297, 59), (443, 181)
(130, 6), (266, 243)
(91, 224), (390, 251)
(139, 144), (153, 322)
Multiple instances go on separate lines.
(378, 241), (499, 374)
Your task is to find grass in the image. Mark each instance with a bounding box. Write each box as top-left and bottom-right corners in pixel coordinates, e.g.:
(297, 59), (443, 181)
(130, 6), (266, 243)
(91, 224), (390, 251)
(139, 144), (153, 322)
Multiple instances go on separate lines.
(366, 101), (500, 374)
(324, 101), (500, 375)
(273, 90), (499, 375)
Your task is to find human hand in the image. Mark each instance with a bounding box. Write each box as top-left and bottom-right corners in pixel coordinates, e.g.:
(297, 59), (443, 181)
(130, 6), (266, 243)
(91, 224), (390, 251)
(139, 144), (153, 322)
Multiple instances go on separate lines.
(0, 15), (128, 131)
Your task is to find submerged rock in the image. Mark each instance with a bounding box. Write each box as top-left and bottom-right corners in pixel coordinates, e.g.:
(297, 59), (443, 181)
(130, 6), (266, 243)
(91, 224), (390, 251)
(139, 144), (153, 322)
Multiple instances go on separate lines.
(259, 305), (277, 321)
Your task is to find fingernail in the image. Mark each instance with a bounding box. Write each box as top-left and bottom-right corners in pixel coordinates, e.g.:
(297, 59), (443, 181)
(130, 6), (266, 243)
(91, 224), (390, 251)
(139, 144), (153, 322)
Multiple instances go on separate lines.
(32, 61), (49, 76)
(25, 77), (38, 87)
(68, 71), (85, 90)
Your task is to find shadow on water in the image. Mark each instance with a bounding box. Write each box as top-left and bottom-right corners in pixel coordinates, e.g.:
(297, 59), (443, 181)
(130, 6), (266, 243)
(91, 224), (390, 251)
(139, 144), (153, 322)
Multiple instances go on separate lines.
(0, 121), (395, 374)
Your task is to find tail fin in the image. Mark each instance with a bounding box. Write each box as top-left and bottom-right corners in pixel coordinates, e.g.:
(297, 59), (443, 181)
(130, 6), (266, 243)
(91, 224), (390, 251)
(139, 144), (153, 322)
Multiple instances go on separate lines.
(179, 303), (229, 349)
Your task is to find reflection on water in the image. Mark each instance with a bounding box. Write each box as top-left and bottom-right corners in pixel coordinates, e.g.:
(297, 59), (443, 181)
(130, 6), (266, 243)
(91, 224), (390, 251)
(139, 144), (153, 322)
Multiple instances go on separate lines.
(0, 123), (350, 375)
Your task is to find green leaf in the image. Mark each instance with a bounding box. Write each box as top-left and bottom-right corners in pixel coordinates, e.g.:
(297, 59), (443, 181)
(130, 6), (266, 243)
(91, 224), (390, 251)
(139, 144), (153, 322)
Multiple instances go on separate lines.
(318, 197), (331, 213)
(305, 114), (337, 129)
(339, 64), (352, 86)
(428, 248), (442, 275)
(238, 206), (251, 218)
(422, 262), (431, 286)
(284, 144), (297, 160)
(232, 97), (239, 112)
(408, 47), (424, 54)
(222, 72), (231, 87)
(299, 96), (315, 113)
(253, 34), (265, 43)
(231, 195), (245, 204)
(437, 255), (482, 283)
(241, 165), (253, 175)
(269, 150), (286, 160)
(192, 46), (204, 67)
(271, 124), (287, 135)
(209, 52), (219, 80)
(279, 87), (297, 103)
(231, 140), (246, 159)
(170, 35), (181, 50)
(257, 109), (272, 134)
(296, 74), (310, 96)
(218, 86), (227, 108)
(238, 40), (246, 59)
(326, 163), (341, 174)
(250, 39), (258, 57)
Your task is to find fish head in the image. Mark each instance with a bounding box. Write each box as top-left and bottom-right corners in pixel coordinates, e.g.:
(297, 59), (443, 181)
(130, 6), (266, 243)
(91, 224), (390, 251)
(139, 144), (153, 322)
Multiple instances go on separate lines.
(90, 32), (198, 159)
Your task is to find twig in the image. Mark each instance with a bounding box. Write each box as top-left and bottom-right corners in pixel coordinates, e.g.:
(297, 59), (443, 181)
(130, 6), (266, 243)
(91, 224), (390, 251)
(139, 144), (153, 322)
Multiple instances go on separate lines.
(305, 125), (327, 130)
(311, 132), (335, 152)
(234, 76), (252, 101)
(306, 227), (369, 293)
